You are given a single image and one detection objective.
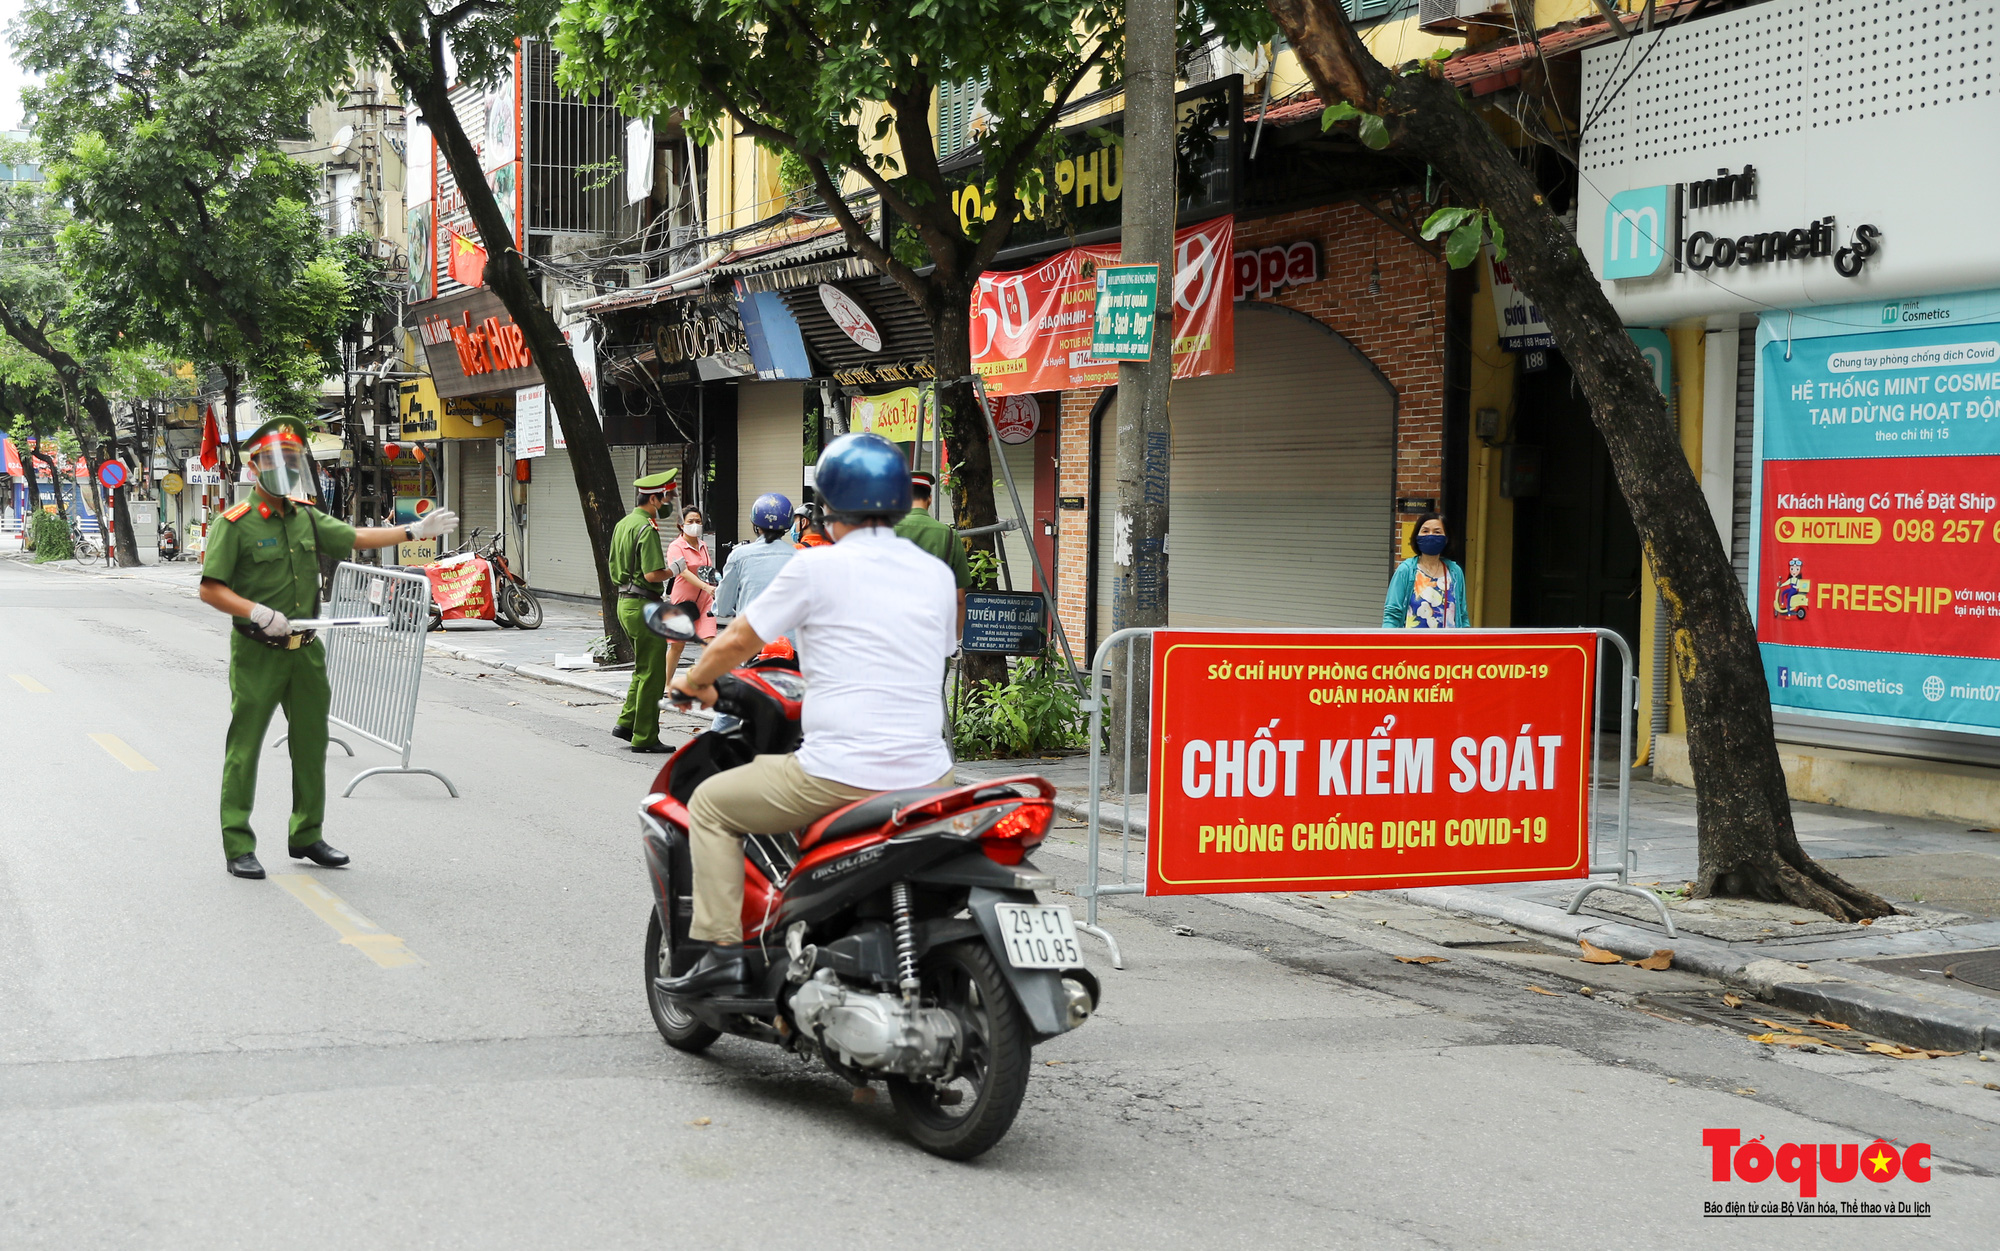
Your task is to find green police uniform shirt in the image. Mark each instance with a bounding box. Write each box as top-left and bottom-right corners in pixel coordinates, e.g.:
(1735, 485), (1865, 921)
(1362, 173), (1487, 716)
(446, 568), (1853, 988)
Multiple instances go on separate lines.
(894, 510), (973, 590)
(201, 497), (358, 623)
(609, 507), (666, 595)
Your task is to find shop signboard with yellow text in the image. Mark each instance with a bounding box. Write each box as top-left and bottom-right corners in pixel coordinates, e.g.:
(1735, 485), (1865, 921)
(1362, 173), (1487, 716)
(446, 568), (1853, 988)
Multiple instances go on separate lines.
(1147, 631), (1597, 896)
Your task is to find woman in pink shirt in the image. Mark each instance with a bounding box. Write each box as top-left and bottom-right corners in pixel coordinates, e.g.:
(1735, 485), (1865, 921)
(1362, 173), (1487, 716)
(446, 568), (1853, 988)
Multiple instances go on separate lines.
(664, 506), (718, 676)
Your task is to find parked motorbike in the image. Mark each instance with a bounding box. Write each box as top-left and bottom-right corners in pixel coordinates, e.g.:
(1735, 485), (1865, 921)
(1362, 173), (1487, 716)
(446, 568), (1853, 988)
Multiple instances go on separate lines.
(635, 602), (1097, 1159)
(158, 524), (181, 562)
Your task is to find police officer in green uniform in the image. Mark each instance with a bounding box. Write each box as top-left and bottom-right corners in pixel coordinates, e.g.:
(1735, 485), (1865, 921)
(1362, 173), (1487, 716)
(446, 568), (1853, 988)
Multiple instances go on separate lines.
(609, 469), (679, 753)
(198, 418), (458, 879)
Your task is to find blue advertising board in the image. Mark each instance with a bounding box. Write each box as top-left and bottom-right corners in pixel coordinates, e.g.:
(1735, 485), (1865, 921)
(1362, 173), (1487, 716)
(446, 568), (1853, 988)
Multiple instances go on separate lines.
(1753, 289), (2000, 736)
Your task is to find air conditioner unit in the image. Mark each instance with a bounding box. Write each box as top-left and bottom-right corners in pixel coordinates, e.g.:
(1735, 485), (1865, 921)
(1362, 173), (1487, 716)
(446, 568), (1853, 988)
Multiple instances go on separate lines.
(602, 264), (649, 290)
(1420, 0), (1515, 34)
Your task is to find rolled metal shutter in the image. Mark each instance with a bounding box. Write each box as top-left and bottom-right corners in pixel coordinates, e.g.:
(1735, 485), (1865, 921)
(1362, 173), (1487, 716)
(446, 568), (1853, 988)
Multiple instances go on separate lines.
(457, 440), (499, 541)
(992, 437), (1037, 589)
(737, 382), (803, 535)
(1093, 305), (1395, 648)
(523, 448), (639, 596)
(1731, 325), (1755, 598)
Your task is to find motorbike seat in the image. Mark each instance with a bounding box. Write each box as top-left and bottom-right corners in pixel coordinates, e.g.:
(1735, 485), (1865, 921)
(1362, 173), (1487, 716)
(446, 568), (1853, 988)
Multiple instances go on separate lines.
(801, 786), (956, 850)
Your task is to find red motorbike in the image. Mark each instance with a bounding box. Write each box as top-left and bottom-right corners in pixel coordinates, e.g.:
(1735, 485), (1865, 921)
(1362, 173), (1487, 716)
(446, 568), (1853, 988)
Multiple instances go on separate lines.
(636, 604), (1098, 1159)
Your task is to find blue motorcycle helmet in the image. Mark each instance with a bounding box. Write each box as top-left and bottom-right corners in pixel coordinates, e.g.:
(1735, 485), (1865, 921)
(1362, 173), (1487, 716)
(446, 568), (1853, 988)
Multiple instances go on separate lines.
(750, 491), (793, 536)
(813, 432), (912, 524)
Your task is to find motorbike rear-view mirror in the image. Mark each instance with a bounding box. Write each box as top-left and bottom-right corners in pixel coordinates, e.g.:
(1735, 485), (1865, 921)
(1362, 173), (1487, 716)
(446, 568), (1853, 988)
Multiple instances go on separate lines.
(642, 600), (698, 641)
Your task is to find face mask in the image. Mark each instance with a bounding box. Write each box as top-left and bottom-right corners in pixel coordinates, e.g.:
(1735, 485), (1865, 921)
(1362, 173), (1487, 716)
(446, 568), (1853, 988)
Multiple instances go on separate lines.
(682, 522), (702, 538)
(1415, 533), (1448, 556)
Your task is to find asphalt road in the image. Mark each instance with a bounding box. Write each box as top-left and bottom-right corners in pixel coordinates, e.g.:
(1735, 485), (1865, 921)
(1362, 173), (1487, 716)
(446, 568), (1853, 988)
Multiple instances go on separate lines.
(2, 557), (1996, 1248)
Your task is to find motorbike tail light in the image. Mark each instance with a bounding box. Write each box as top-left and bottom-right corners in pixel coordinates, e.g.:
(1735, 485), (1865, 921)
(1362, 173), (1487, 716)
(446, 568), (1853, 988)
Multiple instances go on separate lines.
(979, 801), (1052, 866)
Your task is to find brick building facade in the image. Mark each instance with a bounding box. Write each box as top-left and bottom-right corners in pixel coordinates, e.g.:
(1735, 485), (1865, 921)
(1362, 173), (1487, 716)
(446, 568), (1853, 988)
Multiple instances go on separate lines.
(1046, 202), (1450, 652)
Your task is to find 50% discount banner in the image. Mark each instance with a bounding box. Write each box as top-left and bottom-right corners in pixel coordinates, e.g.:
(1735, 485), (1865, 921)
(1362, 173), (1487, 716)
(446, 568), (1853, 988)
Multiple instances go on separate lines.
(1147, 631), (1599, 895)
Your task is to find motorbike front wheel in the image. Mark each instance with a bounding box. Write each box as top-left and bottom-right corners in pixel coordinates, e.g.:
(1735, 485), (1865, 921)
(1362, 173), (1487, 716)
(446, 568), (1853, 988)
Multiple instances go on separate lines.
(887, 940), (1031, 1161)
(644, 910), (721, 1053)
(502, 581), (543, 630)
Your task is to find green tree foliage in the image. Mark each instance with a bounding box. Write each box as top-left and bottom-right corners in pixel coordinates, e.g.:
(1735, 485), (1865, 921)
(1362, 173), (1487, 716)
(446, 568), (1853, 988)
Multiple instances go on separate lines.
(13, 0), (362, 423)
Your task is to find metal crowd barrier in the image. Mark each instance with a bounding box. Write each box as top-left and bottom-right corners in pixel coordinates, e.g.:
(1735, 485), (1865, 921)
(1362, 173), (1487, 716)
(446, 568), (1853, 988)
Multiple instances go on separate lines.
(1078, 626), (1672, 969)
(319, 562), (458, 798)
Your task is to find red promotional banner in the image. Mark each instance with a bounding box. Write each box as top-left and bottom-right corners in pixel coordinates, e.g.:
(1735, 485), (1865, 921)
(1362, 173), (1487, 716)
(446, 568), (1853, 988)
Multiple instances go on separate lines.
(1147, 631), (1598, 895)
(972, 215), (1234, 396)
(425, 555), (496, 621)
(1757, 456), (2000, 659)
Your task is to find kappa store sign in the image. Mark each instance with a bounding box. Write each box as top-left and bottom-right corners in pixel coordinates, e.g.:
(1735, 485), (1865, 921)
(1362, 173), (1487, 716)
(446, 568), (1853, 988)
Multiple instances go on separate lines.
(1146, 631), (1597, 895)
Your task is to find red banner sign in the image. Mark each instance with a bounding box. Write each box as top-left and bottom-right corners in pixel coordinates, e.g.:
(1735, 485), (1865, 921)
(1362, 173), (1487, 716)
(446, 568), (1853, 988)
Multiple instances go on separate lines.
(972, 215), (1234, 396)
(1146, 631), (1599, 895)
(426, 555), (496, 621)
(1758, 456), (2000, 660)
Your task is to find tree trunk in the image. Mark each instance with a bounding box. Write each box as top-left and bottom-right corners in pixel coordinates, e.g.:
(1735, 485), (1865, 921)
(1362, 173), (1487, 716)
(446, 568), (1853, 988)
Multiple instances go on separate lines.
(405, 67), (633, 660)
(1268, 0), (1892, 919)
(30, 452), (65, 521)
(0, 302), (139, 564)
(928, 286), (1007, 687)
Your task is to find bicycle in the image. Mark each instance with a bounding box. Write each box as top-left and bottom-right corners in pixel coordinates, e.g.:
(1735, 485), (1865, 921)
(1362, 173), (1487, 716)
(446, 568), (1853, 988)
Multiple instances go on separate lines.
(70, 518), (101, 561)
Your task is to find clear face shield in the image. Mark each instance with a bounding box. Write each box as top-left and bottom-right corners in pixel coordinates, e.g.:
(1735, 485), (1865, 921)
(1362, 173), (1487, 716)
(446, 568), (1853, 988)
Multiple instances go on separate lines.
(249, 430), (315, 503)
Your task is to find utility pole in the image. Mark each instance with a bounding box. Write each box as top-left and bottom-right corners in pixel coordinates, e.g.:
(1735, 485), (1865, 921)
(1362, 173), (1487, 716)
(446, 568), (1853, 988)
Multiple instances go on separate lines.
(1111, 0), (1176, 774)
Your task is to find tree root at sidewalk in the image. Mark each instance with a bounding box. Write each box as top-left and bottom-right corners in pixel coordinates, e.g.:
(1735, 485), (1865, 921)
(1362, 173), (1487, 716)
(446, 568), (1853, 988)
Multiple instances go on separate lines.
(1694, 845), (1899, 922)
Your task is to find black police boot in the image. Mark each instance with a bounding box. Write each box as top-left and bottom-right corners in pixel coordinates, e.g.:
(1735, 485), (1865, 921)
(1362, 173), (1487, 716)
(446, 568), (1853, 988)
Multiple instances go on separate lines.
(289, 841), (351, 868)
(227, 853), (266, 879)
(655, 944), (753, 997)
(611, 724), (634, 741)
(630, 741), (671, 754)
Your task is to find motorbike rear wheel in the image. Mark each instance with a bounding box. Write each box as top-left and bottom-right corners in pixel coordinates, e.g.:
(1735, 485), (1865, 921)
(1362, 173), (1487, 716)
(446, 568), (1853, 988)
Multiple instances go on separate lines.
(502, 581), (543, 630)
(644, 910), (720, 1053)
(886, 940), (1031, 1160)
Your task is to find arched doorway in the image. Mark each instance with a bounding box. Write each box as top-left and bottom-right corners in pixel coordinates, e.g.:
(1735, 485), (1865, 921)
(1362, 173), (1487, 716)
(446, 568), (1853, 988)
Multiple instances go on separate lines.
(1090, 304), (1397, 651)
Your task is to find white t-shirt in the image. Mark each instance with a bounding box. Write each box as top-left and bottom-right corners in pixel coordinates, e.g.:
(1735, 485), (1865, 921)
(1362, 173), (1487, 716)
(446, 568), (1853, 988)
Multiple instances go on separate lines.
(743, 526), (956, 790)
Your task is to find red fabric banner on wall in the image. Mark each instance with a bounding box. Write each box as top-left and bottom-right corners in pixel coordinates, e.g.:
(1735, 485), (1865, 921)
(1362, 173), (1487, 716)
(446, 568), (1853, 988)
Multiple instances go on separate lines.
(972, 215), (1235, 396)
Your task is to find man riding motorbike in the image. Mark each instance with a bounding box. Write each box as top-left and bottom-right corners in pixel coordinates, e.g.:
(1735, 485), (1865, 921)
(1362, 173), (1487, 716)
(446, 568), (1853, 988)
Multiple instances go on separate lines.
(658, 433), (958, 997)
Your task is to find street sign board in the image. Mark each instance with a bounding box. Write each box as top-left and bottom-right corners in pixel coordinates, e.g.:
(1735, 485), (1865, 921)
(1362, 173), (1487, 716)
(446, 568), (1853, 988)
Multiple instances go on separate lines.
(1145, 630), (1598, 896)
(962, 591), (1048, 655)
(161, 472), (185, 496)
(97, 460), (127, 490)
(1090, 263), (1160, 361)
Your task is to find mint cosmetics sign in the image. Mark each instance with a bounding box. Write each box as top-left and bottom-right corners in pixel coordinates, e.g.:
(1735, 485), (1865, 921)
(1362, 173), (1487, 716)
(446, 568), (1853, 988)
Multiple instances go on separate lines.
(1602, 166), (1882, 282)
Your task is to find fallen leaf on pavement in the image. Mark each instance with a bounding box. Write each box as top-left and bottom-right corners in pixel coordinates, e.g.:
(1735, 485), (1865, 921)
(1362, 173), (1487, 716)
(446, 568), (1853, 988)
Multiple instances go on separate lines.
(1044, 1060), (1065, 1066)
(1751, 1018), (1805, 1033)
(1577, 986), (1595, 996)
(1862, 1042), (1960, 1059)
(1748, 1032), (1825, 1047)
(1859, 918), (1874, 926)
(1722, 992), (1745, 1008)
(1579, 938), (1622, 964)
(1395, 955), (1449, 964)
(1326, 891), (1352, 898)
(689, 1117), (711, 1126)
(1790, 919), (1811, 925)
(1634, 949), (1675, 971)
(1734, 1087), (1758, 1095)
(1985, 1083), (2000, 1092)
(1807, 1017), (1854, 1031)
(1528, 984), (1561, 996)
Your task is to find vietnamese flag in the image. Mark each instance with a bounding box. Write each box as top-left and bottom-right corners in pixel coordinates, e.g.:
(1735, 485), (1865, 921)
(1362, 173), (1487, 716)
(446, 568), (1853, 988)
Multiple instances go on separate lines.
(447, 230), (488, 288)
(199, 405), (220, 470)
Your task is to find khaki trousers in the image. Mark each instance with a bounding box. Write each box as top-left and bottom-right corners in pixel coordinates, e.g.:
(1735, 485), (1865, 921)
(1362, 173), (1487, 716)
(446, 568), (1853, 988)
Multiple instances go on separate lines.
(687, 754), (952, 945)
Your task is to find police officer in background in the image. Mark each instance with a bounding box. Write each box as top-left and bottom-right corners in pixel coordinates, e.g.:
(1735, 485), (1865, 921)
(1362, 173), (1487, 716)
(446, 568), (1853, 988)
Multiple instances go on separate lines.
(712, 491), (796, 623)
(894, 470), (970, 629)
(610, 470), (680, 753)
(199, 418), (458, 879)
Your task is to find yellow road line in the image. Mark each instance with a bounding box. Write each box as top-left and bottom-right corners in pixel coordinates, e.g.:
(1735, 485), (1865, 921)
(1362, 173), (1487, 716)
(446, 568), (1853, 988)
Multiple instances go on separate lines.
(9, 674), (51, 693)
(88, 733), (158, 772)
(272, 874), (424, 969)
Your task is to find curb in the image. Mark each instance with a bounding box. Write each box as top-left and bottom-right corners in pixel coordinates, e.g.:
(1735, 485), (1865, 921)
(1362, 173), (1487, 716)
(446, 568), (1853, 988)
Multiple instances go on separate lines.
(1393, 884), (2000, 1053)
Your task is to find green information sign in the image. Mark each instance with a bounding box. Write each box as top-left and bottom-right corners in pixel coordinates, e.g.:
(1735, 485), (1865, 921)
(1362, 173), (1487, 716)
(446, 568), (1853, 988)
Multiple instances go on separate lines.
(1090, 263), (1160, 361)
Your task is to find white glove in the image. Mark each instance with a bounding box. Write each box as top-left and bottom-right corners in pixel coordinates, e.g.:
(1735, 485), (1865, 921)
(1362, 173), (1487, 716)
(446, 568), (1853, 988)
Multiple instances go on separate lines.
(408, 509), (459, 541)
(248, 603), (292, 641)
